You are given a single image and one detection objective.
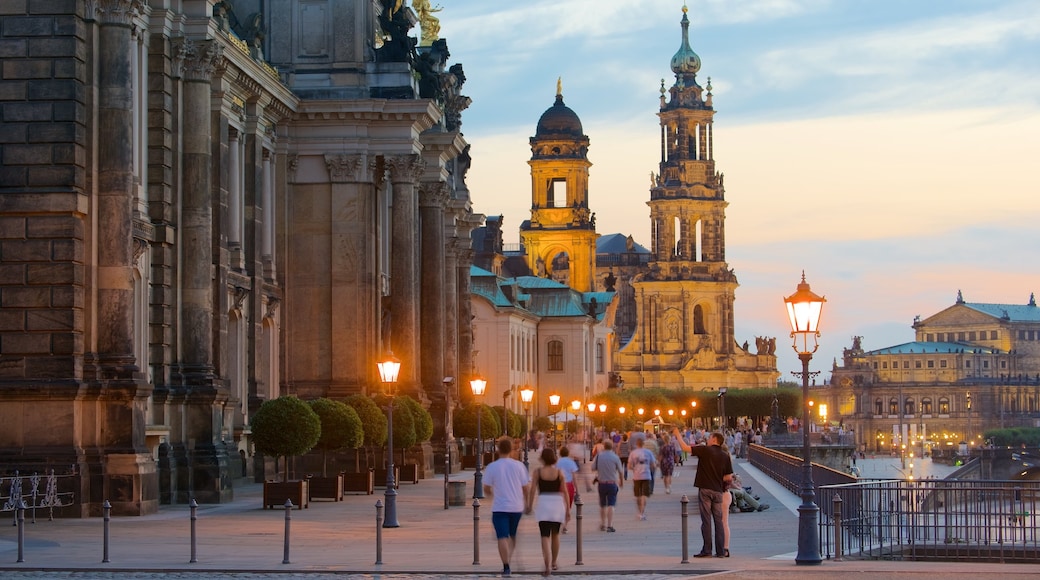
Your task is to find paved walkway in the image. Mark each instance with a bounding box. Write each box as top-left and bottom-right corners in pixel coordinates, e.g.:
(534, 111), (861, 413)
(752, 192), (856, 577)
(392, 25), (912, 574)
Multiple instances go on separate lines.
(1, 456), (1038, 579)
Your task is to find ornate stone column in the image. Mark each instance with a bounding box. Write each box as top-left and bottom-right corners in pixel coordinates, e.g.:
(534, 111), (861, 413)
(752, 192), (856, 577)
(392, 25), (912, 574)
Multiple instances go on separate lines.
(419, 181), (448, 394)
(96, 0), (140, 377)
(91, 0), (157, 517)
(175, 36), (230, 503)
(387, 155), (424, 387)
(325, 153), (378, 397)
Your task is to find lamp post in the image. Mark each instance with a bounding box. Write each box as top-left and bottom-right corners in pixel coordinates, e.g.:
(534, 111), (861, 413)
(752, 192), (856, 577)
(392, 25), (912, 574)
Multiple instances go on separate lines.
(965, 391), (972, 453)
(784, 271), (826, 565)
(471, 376), (487, 499)
(377, 352), (402, 528)
(587, 402), (596, 453)
(618, 406), (626, 433)
(520, 387), (534, 468)
(599, 403), (607, 431)
(549, 393), (561, 449)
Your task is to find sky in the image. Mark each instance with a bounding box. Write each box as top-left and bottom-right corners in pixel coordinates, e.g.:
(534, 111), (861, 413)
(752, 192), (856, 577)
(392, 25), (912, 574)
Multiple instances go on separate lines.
(435, 0), (1040, 378)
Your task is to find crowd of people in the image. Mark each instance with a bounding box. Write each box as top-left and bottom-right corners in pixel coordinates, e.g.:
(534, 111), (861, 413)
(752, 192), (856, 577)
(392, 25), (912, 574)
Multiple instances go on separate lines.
(481, 425), (770, 576)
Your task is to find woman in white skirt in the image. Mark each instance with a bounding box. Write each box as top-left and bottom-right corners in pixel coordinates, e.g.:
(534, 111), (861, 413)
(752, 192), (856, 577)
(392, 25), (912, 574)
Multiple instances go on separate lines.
(525, 447), (570, 576)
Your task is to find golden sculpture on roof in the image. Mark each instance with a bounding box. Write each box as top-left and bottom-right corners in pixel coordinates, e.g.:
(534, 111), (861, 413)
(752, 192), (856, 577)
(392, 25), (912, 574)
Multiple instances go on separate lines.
(413, 0), (442, 47)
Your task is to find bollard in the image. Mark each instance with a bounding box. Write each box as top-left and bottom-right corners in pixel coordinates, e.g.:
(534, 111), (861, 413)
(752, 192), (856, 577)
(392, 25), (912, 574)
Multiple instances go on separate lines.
(16, 500), (25, 563)
(472, 497), (481, 565)
(102, 499), (111, 563)
(680, 494), (689, 563)
(189, 498), (198, 563)
(574, 493), (584, 566)
(375, 499), (384, 565)
(833, 493), (843, 562)
(282, 498), (293, 564)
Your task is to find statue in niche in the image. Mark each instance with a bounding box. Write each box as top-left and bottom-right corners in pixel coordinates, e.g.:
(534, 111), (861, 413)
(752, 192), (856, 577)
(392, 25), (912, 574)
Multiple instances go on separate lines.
(667, 318), (679, 341)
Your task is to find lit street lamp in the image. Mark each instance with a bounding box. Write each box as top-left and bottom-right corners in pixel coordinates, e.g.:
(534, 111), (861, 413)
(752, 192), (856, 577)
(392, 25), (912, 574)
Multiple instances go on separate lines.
(587, 402), (596, 453)
(717, 388), (727, 431)
(377, 352), (402, 528)
(599, 403), (607, 430)
(784, 271), (826, 565)
(549, 393), (561, 449)
(520, 387), (534, 468)
(471, 376), (488, 499)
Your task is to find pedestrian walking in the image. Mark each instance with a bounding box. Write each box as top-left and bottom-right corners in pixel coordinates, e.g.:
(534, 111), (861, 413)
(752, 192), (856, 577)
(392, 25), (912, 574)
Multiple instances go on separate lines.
(672, 429), (733, 557)
(482, 437), (531, 577)
(556, 445), (579, 533)
(627, 437), (657, 521)
(526, 448), (570, 577)
(591, 439), (624, 532)
(659, 433), (678, 494)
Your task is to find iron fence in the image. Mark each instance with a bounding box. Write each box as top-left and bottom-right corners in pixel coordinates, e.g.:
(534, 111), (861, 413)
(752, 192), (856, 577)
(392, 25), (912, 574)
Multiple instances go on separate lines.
(1, 470), (76, 522)
(820, 478), (1040, 562)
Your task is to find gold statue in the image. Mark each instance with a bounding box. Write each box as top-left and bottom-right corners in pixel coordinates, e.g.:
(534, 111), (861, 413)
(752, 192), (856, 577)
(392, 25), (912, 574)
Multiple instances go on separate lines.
(413, 0), (442, 46)
(556, 76), (562, 96)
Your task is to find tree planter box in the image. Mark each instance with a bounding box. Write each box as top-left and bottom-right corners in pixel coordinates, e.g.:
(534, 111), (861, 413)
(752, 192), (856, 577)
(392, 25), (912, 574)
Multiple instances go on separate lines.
(264, 480), (309, 509)
(399, 463), (419, 485)
(373, 467), (400, 489)
(308, 474), (344, 501)
(462, 453), (495, 469)
(343, 470), (374, 495)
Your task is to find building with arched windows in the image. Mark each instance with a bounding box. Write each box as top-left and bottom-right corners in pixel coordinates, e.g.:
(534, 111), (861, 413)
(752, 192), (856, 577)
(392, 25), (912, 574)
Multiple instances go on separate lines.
(0, 0), (479, 515)
(825, 292), (1040, 454)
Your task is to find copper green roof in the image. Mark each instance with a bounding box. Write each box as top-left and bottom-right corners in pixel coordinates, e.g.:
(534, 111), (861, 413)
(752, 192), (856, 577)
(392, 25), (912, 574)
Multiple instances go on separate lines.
(866, 341), (1004, 356)
(963, 302), (1040, 322)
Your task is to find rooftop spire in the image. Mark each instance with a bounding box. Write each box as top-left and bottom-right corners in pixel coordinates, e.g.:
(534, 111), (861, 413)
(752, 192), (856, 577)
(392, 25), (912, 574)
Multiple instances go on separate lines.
(556, 76), (562, 97)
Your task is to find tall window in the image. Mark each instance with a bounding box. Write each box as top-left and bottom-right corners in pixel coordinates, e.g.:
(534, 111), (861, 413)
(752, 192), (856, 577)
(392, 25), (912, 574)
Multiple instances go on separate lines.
(595, 341), (604, 373)
(938, 397), (950, 414)
(547, 340), (564, 371)
(921, 398), (932, 415)
(549, 179), (566, 208)
(889, 398), (898, 414)
(875, 398), (883, 416)
(693, 304), (705, 334)
(904, 398), (915, 416)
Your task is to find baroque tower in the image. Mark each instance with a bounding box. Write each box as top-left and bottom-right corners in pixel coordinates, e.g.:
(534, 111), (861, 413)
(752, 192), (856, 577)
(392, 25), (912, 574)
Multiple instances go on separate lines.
(614, 6), (778, 390)
(520, 82), (598, 292)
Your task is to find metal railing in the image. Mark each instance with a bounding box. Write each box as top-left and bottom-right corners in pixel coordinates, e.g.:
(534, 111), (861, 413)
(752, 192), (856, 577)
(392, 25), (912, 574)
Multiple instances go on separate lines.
(820, 479), (1040, 562)
(1, 470), (77, 522)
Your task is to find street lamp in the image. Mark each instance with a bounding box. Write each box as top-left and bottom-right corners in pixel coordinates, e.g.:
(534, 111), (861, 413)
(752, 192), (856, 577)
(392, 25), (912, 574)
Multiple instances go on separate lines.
(470, 376), (488, 499)
(717, 388), (727, 431)
(520, 387), (534, 468)
(549, 393), (561, 449)
(587, 402), (596, 448)
(571, 399), (582, 459)
(784, 271), (826, 565)
(377, 352), (402, 528)
(599, 403), (607, 430)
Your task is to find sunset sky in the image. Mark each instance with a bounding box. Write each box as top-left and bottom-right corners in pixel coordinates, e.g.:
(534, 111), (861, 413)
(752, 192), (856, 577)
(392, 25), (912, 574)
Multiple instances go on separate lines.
(437, 0), (1040, 377)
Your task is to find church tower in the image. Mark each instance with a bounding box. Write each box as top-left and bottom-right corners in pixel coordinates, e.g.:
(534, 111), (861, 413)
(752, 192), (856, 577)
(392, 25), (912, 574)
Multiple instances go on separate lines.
(615, 6), (778, 390)
(520, 81), (599, 292)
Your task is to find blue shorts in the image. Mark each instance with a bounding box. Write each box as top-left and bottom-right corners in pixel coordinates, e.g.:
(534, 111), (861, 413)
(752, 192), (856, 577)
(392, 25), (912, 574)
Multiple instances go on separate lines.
(597, 482), (618, 507)
(491, 511), (522, 539)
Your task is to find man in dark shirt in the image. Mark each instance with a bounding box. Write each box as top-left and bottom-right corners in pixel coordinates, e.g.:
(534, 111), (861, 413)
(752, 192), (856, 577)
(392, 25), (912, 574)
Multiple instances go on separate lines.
(673, 429), (733, 557)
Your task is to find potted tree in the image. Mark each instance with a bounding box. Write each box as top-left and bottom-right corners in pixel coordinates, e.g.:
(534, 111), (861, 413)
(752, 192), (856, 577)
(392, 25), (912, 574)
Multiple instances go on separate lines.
(252, 396), (321, 509)
(396, 395), (433, 483)
(307, 398), (363, 501)
(373, 393), (416, 487)
(453, 403), (500, 469)
(343, 394), (387, 494)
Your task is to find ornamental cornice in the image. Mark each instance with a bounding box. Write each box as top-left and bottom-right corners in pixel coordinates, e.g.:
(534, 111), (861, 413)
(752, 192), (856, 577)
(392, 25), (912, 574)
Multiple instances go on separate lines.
(418, 181), (450, 208)
(175, 38), (224, 82)
(324, 154), (364, 183)
(96, 0), (144, 26)
(386, 154), (425, 184)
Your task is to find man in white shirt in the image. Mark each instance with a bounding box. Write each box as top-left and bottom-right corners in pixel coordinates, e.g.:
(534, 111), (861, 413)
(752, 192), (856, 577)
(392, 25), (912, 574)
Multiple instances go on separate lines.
(482, 437), (531, 577)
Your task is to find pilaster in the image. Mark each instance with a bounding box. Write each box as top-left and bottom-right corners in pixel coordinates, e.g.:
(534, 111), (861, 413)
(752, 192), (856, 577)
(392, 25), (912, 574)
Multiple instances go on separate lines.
(387, 154), (425, 388)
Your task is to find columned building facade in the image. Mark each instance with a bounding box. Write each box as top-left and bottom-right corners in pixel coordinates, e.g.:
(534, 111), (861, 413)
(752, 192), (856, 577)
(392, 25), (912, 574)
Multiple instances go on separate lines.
(0, 0), (478, 515)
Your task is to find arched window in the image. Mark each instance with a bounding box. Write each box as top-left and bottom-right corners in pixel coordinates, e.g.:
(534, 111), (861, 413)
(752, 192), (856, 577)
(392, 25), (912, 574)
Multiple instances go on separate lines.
(904, 398), (915, 416)
(921, 398), (932, 415)
(547, 340), (564, 371)
(875, 398), (883, 416)
(693, 304), (706, 334)
(938, 397), (950, 415)
(889, 398), (898, 415)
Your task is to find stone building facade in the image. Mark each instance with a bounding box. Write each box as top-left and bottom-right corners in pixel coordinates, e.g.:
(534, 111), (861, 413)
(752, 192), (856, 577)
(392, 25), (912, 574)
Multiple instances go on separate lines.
(612, 7), (778, 391)
(0, 0), (478, 515)
(825, 292), (1040, 453)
